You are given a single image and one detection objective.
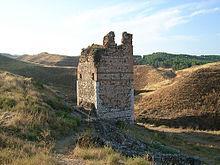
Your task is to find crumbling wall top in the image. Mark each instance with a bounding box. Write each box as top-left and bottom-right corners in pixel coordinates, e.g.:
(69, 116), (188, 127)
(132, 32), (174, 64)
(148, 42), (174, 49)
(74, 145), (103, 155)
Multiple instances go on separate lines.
(79, 31), (133, 64)
(103, 31), (116, 48)
(79, 44), (104, 65)
(122, 32), (132, 45)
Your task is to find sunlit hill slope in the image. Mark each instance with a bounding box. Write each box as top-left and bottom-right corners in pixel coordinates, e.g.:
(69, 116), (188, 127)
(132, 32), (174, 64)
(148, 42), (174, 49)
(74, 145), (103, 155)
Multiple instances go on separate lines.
(0, 71), (79, 164)
(135, 62), (220, 130)
(17, 52), (79, 67)
(0, 54), (77, 104)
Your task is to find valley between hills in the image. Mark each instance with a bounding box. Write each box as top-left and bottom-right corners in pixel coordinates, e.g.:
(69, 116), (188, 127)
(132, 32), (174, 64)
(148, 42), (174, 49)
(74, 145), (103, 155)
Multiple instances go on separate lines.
(0, 53), (220, 164)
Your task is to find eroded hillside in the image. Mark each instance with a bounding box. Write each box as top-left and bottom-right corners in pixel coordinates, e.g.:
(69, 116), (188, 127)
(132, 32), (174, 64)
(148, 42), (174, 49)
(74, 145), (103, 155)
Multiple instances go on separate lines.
(134, 65), (176, 92)
(135, 62), (220, 129)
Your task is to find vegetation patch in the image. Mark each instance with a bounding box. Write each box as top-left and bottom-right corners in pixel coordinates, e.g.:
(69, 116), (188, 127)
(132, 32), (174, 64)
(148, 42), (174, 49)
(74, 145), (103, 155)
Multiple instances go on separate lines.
(73, 146), (149, 165)
(140, 52), (220, 70)
(0, 71), (80, 164)
(0, 54), (77, 105)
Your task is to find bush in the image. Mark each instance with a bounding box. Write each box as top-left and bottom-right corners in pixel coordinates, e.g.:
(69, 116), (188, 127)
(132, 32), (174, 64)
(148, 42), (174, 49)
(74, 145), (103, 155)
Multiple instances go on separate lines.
(0, 97), (16, 109)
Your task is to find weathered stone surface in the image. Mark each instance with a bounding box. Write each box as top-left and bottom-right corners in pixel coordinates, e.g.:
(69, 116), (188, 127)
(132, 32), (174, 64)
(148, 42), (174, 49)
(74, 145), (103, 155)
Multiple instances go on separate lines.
(103, 31), (116, 48)
(77, 31), (134, 122)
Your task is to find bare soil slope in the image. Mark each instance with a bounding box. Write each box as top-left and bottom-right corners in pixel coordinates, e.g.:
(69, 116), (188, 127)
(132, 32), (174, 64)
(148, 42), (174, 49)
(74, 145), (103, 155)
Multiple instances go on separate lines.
(17, 52), (79, 67)
(135, 62), (220, 130)
(134, 65), (176, 92)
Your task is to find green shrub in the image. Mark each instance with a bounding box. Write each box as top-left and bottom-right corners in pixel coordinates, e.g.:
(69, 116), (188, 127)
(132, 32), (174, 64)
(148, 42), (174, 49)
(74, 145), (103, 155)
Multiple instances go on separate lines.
(0, 97), (16, 109)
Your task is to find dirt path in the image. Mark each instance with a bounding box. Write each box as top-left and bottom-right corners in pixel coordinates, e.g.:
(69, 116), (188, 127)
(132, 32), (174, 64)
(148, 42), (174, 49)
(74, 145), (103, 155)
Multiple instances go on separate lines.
(52, 110), (89, 164)
(53, 119), (204, 164)
(54, 133), (86, 165)
(53, 128), (86, 165)
(54, 132), (77, 154)
(56, 154), (85, 165)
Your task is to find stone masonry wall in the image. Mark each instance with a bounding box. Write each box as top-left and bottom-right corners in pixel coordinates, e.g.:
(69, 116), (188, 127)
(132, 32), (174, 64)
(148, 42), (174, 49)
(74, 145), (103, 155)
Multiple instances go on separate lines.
(77, 48), (97, 109)
(96, 32), (134, 121)
(77, 31), (134, 122)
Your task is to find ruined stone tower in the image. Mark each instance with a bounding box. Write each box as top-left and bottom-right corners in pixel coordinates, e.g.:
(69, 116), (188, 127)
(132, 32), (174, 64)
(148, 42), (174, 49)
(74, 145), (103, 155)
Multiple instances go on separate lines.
(77, 31), (134, 122)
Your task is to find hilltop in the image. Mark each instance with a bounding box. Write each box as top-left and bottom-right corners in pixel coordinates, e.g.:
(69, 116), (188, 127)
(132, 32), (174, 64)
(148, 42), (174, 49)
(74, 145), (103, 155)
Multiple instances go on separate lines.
(17, 52), (79, 67)
(15, 52), (220, 72)
(135, 62), (220, 130)
(0, 54), (77, 104)
(139, 52), (220, 70)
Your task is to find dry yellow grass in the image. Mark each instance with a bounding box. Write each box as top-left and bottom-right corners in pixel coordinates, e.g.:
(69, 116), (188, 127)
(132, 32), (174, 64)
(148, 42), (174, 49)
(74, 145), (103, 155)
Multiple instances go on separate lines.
(0, 71), (80, 165)
(0, 147), (55, 165)
(135, 62), (220, 129)
(72, 146), (149, 165)
(134, 65), (176, 91)
(17, 52), (79, 67)
(0, 54), (77, 105)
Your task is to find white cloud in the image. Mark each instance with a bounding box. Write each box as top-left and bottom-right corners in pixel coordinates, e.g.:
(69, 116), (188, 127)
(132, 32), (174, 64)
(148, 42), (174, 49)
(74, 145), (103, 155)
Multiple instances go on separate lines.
(190, 7), (220, 17)
(60, 1), (219, 55)
(60, 3), (182, 55)
(0, 0), (219, 55)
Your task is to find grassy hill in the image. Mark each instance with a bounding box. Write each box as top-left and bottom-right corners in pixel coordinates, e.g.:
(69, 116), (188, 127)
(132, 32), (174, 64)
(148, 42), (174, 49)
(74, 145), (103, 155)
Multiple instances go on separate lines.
(18, 53), (141, 68)
(0, 71), (151, 165)
(0, 54), (77, 104)
(16, 52), (220, 72)
(1, 53), (220, 164)
(135, 62), (220, 130)
(0, 71), (79, 164)
(134, 65), (176, 93)
(0, 71), (219, 164)
(140, 52), (220, 70)
(3, 53), (220, 130)
(17, 52), (79, 67)
(0, 53), (18, 59)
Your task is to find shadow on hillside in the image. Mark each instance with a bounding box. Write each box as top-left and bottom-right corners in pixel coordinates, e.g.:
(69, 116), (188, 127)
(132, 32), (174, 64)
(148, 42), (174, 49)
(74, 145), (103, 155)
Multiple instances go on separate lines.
(138, 113), (220, 130)
(137, 123), (220, 140)
(134, 89), (155, 95)
(134, 123), (220, 164)
(56, 56), (79, 67)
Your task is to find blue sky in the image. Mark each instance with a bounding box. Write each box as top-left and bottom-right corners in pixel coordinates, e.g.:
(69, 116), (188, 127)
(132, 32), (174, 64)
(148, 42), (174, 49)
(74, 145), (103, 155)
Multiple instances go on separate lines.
(0, 0), (219, 56)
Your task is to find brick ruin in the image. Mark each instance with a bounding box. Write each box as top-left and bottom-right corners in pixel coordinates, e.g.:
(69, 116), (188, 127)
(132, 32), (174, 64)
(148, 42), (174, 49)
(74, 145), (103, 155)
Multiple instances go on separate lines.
(77, 31), (134, 122)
